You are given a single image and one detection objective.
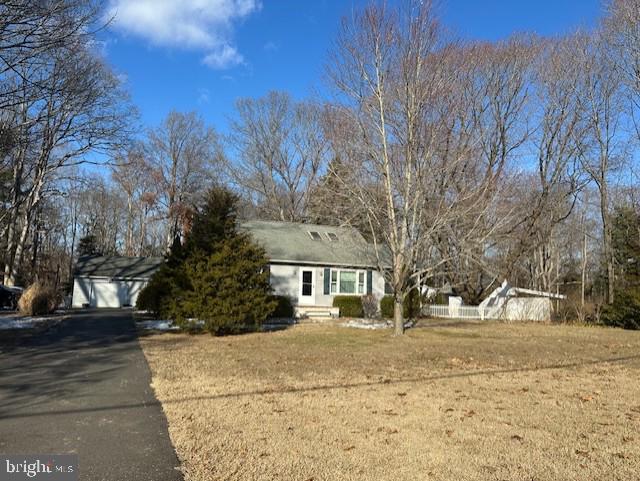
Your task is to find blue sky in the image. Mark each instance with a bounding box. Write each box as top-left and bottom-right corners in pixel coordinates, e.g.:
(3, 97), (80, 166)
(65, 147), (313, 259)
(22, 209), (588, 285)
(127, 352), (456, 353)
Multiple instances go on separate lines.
(101, 0), (604, 135)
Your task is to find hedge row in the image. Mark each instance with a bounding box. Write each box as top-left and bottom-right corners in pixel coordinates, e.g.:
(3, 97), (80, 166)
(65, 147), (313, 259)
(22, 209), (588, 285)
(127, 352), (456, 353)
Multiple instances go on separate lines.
(333, 289), (423, 319)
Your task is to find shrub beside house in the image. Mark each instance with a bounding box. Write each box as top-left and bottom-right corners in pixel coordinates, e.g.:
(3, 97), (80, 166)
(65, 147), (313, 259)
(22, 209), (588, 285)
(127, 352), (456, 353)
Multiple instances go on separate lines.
(137, 187), (276, 334)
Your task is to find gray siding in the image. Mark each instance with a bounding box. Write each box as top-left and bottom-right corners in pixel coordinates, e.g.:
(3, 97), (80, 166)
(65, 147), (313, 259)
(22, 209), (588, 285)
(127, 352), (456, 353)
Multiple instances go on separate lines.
(269, 263), (386, 308)
(269, 264), (300, 305)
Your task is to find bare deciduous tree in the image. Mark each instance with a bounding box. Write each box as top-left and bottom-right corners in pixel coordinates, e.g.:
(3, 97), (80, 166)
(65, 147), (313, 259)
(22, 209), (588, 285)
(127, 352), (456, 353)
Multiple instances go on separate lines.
(576, 30), (628, 304)
(147, 111), (222, 247)
(606, 0), (640, 139)
(111, 144), (156, 256)
(2, 36), (131, 285)
(326, 1), (521, 333)
(227, 91), (328, 222)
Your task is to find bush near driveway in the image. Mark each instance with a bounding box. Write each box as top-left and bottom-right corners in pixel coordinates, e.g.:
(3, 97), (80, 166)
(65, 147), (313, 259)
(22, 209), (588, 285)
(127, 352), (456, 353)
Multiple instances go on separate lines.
(18, 283), (61, 316)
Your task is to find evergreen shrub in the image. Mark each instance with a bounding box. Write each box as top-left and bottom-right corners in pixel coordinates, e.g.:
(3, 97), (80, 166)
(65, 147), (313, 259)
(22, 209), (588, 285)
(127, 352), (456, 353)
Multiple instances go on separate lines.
(269, 295), (294, 318)
(333, 295), (364, 318)
(136, 187), (277, 335)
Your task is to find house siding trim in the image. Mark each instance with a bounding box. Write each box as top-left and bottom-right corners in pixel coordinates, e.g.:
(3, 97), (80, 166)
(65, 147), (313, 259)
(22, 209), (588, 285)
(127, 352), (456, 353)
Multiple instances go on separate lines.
(268, 262), (386, 308)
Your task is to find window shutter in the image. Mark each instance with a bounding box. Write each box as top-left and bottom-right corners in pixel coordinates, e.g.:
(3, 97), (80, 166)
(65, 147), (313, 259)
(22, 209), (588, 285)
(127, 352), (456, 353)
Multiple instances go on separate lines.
(324, 268), (331, 295)
(366, 270), (373, 295)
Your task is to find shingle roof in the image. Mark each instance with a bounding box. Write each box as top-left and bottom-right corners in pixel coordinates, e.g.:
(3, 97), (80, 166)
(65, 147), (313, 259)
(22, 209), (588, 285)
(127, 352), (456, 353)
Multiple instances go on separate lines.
(241, 220), (384, 267)
(74, 256), (164, 279)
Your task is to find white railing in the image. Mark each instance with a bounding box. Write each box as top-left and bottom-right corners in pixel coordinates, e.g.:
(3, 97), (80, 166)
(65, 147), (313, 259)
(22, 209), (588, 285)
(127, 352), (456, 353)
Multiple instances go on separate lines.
(426, 304), (503, 320)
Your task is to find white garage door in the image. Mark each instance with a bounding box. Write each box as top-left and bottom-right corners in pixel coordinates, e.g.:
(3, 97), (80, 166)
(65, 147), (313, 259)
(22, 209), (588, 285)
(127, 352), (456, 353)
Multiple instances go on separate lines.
(73, 278), (147, 308)
(91, 280), (120, 308)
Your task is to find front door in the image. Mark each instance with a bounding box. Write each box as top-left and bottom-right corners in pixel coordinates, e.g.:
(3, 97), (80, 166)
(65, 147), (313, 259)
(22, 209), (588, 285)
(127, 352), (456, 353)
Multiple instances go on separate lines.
(299, 269), (314, 305)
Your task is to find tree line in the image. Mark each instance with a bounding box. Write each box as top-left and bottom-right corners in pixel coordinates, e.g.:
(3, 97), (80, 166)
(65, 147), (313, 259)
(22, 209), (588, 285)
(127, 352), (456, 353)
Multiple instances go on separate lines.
(3, 0), (640, 332)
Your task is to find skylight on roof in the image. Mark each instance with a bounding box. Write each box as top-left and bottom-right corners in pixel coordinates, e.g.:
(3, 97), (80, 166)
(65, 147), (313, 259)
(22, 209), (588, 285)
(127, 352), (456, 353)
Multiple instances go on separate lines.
(326, 232), (339, 242)
(308, 231), (322, 241)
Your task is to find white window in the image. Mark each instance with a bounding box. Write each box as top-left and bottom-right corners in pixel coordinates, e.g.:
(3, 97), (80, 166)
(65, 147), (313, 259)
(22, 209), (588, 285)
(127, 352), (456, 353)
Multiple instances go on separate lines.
(330, 269), (367, 295)
(339, 270), (356, 294)
(308, 231), (322, 240)
(326, 232), (339, 242)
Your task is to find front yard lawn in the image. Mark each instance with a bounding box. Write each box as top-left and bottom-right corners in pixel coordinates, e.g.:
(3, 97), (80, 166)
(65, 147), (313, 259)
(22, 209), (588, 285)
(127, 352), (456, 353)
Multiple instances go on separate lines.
(140, 320), (640, 481)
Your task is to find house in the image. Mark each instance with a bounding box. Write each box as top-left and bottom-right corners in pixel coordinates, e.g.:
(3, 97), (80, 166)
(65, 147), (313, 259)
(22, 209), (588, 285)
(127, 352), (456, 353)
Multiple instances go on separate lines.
(242, 221), (387, 317)
(72, 256), (163, 308)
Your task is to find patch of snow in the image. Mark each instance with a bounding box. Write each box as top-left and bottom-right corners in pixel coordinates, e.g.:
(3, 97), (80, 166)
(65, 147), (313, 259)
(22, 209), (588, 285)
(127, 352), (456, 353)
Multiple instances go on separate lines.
(137, 320), (180, 331)
(186, 318), (205, 326)
(342, 319), (415, 330)
(0, 316), (51, 330)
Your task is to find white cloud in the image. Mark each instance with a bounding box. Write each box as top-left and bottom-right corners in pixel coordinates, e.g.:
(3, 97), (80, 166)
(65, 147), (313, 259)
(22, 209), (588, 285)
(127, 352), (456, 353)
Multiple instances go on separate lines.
(202, 43), (244, 69)
(197, 87), (210, 104)
(263, 40), (278, 52)
(106, 0), (260, 69)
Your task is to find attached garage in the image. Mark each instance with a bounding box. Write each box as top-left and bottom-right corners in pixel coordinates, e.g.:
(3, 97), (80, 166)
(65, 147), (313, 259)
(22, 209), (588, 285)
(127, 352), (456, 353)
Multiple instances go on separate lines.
(72, 256), (163, 309)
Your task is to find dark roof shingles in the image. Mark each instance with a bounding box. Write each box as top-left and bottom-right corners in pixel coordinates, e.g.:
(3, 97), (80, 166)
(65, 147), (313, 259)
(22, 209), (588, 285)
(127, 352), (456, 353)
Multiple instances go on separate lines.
(74, 256), (163, 279)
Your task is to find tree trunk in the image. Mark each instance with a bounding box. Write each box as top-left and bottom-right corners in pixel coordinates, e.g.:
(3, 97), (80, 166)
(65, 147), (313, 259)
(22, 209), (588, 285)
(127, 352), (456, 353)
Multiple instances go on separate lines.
(3, 151), (24, 285)
(393, 295), (404, 335)
(3, 217), (16, 285)
(600, 182), (614, 304)
(125, 194), (134, 256)
(68, 211), (77, 284)
(581, 231), (587, 307)
(139, 207), (147, 256)
(6, 209), (32, 286)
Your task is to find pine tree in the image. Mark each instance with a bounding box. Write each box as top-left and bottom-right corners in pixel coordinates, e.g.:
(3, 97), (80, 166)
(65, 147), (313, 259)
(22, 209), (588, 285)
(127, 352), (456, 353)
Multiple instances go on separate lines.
(77, 234), (101, 256)
(168, 235), (275, 334)
(137, 186), (276, 333)
(184, 187), (237, 255)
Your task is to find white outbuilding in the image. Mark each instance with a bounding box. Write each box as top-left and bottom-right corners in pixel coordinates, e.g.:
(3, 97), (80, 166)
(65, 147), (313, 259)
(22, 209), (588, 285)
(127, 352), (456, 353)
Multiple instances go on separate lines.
(479, 280), (566, 321)
(71, 256), (163, 308)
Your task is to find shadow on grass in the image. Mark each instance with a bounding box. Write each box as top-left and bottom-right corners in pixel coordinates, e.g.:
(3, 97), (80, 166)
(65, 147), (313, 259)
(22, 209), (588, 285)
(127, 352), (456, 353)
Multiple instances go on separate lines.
(2, 352), (638, 421)
(134, 319), (296, 337)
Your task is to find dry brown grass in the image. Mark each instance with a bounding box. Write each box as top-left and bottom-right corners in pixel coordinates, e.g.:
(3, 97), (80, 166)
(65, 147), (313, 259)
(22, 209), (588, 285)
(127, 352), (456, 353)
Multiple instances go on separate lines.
(140, 320), (640, 481)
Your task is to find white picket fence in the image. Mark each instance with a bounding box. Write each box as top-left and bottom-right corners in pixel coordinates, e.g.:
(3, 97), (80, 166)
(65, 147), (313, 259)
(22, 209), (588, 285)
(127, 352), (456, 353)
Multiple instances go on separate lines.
(426, 304), (502, 320)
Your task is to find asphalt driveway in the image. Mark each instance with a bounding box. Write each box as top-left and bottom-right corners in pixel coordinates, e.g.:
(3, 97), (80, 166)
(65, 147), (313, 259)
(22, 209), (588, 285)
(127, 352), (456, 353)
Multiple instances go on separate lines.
(0, 309), (182, 480)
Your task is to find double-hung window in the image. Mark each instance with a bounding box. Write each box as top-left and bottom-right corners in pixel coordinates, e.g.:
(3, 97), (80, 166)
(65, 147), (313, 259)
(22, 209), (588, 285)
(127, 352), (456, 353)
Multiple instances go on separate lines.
(357, 271), (365, 294)
(339, 271), (356, 293)
(329, 269), (367, 295)
(330, 270), (338, 294)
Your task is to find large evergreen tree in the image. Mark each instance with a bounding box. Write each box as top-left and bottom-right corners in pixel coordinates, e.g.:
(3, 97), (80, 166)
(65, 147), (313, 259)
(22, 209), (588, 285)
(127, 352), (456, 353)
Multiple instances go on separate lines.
(137, 186), (276, 334)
